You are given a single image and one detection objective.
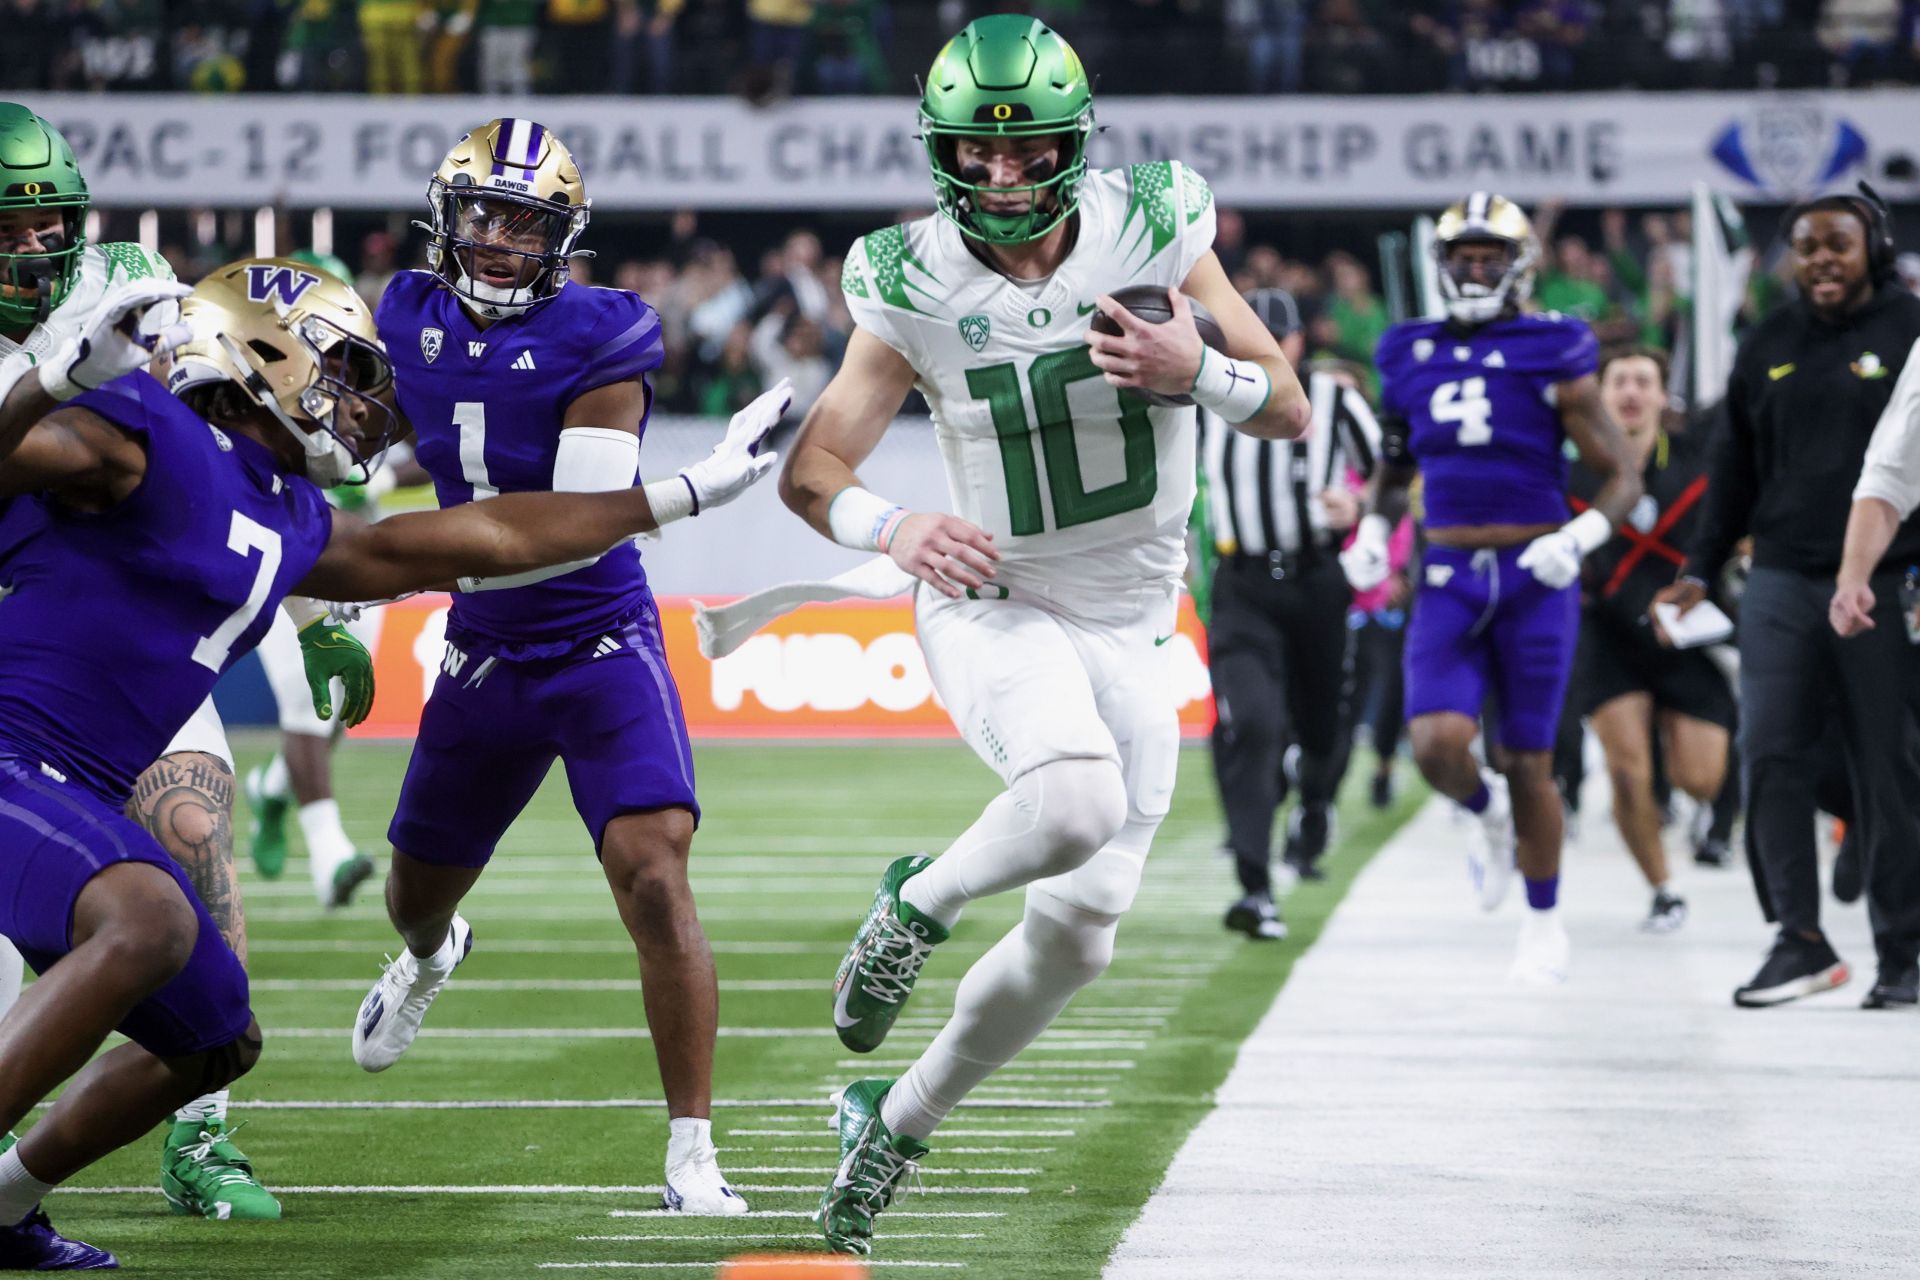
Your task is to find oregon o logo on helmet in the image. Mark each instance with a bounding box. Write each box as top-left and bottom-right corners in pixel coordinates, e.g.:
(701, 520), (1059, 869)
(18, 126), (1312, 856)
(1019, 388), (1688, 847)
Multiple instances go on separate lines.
(992, 103), (1012, 121)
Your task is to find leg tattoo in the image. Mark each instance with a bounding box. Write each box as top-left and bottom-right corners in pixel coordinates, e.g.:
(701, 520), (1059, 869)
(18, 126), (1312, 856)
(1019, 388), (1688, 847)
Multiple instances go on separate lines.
(128, 752), (246, 965)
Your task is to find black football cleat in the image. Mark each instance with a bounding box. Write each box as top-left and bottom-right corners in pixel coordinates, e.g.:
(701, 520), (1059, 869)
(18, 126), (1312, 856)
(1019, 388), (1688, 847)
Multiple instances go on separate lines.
(0, 1206), (118, 1270)
(1734, 932), (1849, 1008)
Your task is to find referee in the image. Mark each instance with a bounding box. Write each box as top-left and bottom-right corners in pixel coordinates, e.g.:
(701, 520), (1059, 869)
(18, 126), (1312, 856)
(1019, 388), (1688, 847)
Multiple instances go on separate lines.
(1205, 289), (1382, 940)
(1657, 186), (1920, 1009)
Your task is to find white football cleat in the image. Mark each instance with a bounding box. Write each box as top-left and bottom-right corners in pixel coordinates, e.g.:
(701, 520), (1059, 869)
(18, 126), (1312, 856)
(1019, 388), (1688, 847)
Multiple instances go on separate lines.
(352, 914), (473, 1072)
(1509, 910), (1570, 986)
(1466, 773), (1516, 911)
(662, 1144), (749, 1216)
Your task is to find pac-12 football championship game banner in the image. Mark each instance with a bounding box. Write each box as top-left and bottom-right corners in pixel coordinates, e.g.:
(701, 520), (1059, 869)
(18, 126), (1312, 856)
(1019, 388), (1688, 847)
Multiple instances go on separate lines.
(351, 595), (1217, 740)
(29, 89), (1920, 211)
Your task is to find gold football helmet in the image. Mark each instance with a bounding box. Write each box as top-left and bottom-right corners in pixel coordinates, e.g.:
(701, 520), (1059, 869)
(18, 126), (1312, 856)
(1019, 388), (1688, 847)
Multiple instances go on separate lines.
(167, 256), (396, 486)
(423, 118), (591, 318)
(1432, 192), (1538, 325)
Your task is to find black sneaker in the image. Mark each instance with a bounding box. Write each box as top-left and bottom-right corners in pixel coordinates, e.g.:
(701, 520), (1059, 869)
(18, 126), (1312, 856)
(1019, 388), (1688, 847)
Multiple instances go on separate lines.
(1832, 829), (1862, 905)
(1641, 889), (1688, 933)
(1733, 932), (1850, 1008)
(1862, 950), (1918, 1010)
(1693, 836), (1732, 868)
(1369, 768), (1394, 811)
(1223, 893), (1287, 941)
(1282, 806), (1332, 882)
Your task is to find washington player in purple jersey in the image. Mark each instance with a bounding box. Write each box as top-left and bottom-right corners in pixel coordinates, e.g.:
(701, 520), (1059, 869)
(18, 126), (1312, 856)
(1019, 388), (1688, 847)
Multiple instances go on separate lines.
(350, 120), (785, 1216)
(0, 256), (771, 1268)
(1341, 193), (1641, 985)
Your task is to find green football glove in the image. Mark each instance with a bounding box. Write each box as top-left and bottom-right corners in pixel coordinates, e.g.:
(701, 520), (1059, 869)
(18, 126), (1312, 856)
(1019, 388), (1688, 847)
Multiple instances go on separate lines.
(298, 619), (375, 727)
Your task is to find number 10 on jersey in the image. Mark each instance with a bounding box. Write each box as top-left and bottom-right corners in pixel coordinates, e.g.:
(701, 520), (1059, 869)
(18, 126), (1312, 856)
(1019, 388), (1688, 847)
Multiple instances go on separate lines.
(967, 348), (1157, 537)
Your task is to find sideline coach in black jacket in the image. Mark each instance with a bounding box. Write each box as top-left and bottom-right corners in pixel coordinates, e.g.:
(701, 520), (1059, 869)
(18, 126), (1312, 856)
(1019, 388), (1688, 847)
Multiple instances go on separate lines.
(1658, 188), (1920, 1011)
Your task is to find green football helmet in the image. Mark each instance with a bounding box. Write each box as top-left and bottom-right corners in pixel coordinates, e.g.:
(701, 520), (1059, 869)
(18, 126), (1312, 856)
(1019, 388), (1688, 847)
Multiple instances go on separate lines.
(917, 16), (1095, 245)
(0, 104), (88, 330)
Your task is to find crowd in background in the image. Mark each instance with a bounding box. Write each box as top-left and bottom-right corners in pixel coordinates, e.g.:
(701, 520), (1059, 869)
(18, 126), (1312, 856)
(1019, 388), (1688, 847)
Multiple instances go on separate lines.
(6, 0), (1920, 97)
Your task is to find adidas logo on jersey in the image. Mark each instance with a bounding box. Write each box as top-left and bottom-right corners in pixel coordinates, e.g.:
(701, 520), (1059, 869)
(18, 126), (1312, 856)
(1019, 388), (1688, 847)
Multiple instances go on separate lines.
(512, 351), (537, 371)
(593, 634), (622, 658)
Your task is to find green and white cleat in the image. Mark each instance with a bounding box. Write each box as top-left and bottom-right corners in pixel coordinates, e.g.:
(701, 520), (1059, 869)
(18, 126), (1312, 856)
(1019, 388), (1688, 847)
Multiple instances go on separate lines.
(243, 763), (289, 881)
(831, 855), (949, 1053)
(815, 1078), (929, 1256)
(160, 1119), (283, 1221)
(0, 1130), (14, 1155)
(322, 851), (376, 910)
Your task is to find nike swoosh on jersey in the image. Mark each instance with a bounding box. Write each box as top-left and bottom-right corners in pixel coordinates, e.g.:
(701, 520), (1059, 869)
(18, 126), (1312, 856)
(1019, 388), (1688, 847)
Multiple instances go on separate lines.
(1153, 635), (1173, 646)
(1076, 301), (1098, 316)
(1769, 363), (1796, 381)
(832, 976), (862, 1029)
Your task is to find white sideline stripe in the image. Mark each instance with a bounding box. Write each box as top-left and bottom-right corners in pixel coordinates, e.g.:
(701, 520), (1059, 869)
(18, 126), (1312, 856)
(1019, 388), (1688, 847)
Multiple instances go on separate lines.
(252, 979), (1179, 997)
(744, 1147), (1053, 1155)
(610, 1210), (1005, 1220)
(253, 940), (853, 955)
(578, 1234), (983, 1243)
(539, 1263), (963, 1271)
(58, 1184), (1027, 1197)
(149, 1098), (1085, 1113)
(730, 1129), (1073, 1139)
(836, 1060), (1135, 1071)
(264, 1027), (835, 1040)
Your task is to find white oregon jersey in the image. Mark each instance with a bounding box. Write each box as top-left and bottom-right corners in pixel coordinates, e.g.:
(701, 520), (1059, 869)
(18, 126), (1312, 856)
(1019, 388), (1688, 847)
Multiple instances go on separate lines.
(842, 161), (1217, 597)
(0, 242), (176, 398)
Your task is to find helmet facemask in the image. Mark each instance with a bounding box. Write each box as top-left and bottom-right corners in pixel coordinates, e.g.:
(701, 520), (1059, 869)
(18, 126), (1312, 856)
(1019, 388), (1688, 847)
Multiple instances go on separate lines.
(921, 113), (1091, 246)
(426, 182), (587, 319)
(1434, 235), (1535, 326)
(0, 202), (85, 329)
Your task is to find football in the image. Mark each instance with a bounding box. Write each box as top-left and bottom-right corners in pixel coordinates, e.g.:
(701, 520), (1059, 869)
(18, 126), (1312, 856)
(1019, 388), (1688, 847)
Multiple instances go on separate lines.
(1088, 284), (1228, 408)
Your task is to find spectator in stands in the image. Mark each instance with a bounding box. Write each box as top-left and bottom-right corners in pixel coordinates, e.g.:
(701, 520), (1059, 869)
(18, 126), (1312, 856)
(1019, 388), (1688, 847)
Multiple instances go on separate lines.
(1230, 0), (1307, 93)
(546, 0), (614, 93)
(354, 231), (399, 310)
(359, 0), (426, 92)
(700, 323), (764, 418)
(810, 0), (889, 93)
(612, 0), (681, 93)
(747, 0), (812, 98)
(1, 0), (56, 90)
(478, 0), (539, 94)
(425, 0), (477, 92)
(750, 309), (831, 422)
(1323, 250), (1389, 376)
(280, 0), (355, 90)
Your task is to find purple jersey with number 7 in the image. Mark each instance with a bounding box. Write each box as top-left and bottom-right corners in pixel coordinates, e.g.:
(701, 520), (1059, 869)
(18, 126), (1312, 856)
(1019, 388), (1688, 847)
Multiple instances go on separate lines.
(0, 371), (334, 804)
(376, 268), (665, 652)
(1376, 311), (1598, 529)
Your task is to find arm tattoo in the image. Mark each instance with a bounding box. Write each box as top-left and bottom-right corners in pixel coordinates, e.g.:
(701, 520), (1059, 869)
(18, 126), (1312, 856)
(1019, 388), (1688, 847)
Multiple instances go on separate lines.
(127, 752), (246, 965)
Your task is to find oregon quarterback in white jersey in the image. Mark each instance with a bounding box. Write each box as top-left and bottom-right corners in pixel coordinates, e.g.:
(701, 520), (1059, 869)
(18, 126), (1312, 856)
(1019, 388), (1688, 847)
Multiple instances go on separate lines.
(777, 18), (1310, 1255)
(0, 102), (376, 1223)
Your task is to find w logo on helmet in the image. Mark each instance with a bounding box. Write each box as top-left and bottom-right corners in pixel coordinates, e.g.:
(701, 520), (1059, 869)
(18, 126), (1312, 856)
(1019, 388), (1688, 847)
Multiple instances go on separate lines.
(244, 265), (322, 308)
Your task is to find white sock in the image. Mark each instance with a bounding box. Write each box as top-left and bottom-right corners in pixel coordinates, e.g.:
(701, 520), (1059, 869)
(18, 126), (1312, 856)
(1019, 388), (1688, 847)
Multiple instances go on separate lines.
(880, 891), (1117, 1142)
(666, 1116), (713, 1160)
(0, 1147), (54, 1229)
(300, 799), (356, 886)
(174, 1090), (229, 1126)
(419, 922), (462, 971)
(0, 938), (22, 1017)
(260, 753), (290, 799)
(899, 759), (1127, 928)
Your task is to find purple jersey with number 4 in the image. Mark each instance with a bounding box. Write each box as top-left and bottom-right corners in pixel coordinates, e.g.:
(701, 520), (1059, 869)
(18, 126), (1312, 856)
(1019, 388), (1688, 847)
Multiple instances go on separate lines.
(1376, 312), (1598, 529)
(0, 372), (333, 804)
(377, 270), (665, 653)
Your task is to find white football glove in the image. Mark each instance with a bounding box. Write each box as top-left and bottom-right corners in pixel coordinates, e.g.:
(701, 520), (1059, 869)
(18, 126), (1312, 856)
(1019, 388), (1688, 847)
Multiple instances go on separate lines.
(679, 376), (792, 513)
(1339, 514), (1393, 593)
(39, 278), (192, 402)
(1516, 509), (1612, 590)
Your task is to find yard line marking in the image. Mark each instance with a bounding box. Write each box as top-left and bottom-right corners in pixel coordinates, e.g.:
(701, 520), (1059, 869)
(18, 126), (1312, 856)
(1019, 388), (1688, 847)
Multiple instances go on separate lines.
(834, 1060), (1135, 1072)
(252, 940), (851, 956)
(729, 1129), (1073, 1139)
(576, 1234), (982, 1243)
(742, 1147), (1052, 1156)
(264, 1027), (839, 1040)
(721, 1167), (1041, 1176)
(57, 1184), (1026, 1197)
(60, 1098), (1083, 1114)
(609, 1210), (1005, 1220)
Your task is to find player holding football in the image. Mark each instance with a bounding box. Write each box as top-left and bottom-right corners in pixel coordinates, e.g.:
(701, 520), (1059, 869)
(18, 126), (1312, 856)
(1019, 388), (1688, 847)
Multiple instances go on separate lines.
(0, 102), (382, 1221)
(1341, 194), (1640, 984)
(777, 18), (1309, 1254)
(0, 256), (767, 1268)
(348, 120), (784, 1215)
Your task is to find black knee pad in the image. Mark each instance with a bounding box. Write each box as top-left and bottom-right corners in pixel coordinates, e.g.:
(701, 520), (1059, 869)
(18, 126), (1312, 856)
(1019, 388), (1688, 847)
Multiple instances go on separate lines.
(195, 1023), (263, 1093)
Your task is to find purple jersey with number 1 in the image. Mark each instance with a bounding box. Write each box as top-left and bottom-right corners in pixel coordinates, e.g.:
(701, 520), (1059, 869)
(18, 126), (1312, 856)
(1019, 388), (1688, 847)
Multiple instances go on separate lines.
(0, 370), (330, 1058)
(378, 272), (698, 864)
(1378, 311), (1596, 752)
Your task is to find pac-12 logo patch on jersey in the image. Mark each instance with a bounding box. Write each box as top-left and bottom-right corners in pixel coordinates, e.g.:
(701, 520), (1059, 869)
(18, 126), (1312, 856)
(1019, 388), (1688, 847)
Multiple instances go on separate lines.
(244, 264), (323, 308)
(959, 314), (991, 353)
(421, 327), (444, 363)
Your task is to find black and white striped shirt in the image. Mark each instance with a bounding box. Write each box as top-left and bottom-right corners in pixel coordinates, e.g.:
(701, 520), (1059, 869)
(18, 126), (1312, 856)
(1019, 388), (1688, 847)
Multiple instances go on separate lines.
(1201, 370), (1383, 558)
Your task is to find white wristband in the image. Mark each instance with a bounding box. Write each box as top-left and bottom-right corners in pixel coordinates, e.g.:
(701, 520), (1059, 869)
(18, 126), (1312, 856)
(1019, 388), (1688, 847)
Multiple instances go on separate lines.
(1189, 348), (1272, 425)
(827, 485), (909, 552)
(1564, 507), (1613, 555)
(281, 595), (330, 631)
(38, 361), (84, 404)
(644, 475), (698, 527)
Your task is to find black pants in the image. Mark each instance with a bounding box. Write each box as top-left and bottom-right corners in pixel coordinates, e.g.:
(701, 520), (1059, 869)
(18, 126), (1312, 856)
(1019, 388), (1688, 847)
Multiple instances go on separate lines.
(1739, 565), (1920, 964)
(1350, 615), (1407, 762)
(1208, 556), (1355, 897)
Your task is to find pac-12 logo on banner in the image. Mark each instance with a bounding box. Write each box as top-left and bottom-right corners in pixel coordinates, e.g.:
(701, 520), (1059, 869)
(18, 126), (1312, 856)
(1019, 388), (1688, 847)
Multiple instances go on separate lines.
(1710, 106), (1868, 198)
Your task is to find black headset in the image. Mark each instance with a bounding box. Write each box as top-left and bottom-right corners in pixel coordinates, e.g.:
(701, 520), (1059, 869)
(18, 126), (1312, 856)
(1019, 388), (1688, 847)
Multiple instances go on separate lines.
(1784, 180), (1897, 283)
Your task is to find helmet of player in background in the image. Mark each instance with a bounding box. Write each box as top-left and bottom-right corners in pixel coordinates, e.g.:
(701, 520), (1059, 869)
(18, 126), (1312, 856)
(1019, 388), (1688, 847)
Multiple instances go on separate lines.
(917, 15), (1096, 246)
(422, 118), (591, 320)
(168, 257), (397, 486)
(0, 103), (89, 330)
(1432, 192), (1539, 327)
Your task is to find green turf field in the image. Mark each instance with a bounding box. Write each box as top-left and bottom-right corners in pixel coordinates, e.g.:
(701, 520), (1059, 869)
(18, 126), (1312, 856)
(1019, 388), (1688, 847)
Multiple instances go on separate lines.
(45, 735), (1423, 1278)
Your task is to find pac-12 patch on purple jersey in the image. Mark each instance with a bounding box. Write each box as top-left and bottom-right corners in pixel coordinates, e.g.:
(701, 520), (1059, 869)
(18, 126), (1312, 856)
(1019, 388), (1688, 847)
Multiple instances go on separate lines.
(377, 270), (666, 653)
(0, 372), (334, 803)
(1376, 311), (1598, 529)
